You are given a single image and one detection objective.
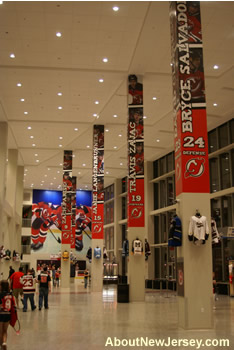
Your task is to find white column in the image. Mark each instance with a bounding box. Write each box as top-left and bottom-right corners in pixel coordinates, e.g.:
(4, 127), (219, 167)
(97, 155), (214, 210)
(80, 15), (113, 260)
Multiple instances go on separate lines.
(60, 244), (71, 288)
(91, 239), (103, 292)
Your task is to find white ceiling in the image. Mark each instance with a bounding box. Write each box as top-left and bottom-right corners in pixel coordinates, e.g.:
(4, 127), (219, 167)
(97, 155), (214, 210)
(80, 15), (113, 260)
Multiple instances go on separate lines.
(0, 1), (233, 191)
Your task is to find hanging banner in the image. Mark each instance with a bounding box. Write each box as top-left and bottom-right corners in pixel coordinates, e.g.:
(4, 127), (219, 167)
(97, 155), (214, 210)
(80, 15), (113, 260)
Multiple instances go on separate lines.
(92, 125), (104, 239)
(71, 176), (76, 249)
(127, 75), (145, 227)
(62, 150), (72, 244)
(170, 1), (210, 196)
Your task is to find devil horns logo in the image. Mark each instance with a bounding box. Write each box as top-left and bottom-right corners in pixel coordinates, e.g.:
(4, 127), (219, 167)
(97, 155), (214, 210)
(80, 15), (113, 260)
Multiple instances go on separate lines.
(185, 158), (205, 179)
(93, 224), (102, 233)
(131, 207), (143, 219)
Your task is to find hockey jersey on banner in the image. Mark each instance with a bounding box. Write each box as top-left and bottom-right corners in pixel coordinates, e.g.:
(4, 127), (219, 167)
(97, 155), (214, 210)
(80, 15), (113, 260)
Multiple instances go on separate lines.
(132, 239), (143, 255)
(188, 215), (209, 245)
(94, 247), (101, 259)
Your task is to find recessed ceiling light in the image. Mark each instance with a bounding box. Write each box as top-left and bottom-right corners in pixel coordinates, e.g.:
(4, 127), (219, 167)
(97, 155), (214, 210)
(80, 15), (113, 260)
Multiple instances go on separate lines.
(93, 113), (97, 117)
(103, 58), (108, 63)
(42, 180), (44, 183)
(72, 154), (75, 158)
(25, 169), (28, 172)
(41, 184), (43, 186)
(113, 6), (119, 12)
(78, 172), (81, 175)
(95, 101), (99, 105)
(56, 32), (62, 37)
(24, 173), (27, 176)
(48, 168), (50, 171)
(10, 53), (15, 58)
(120, 163), (123, 166)
(50, 183), (53, 185)
(170, 63), (173, 66)
(156, 139), (160, 142)
(113, 146), (117, 149)
(17, 83), (22, 87)
(24, 111), (28, 115)
(59, 144), (62, 147)
(106, 171), (109, 175)
(152, 97), (157, 100)
(44, 174), (47, 177)
(31, 184), (34, 187)
(27, 126), (32, 130)
(30, 136), (34, 139)
(36, 160), (39, 163)
(87, 145), (90, 148)
(57, 92), (62, 96)
(118, 134), (122, 137)
(59, 136), (63, 140)
(213, 103), (218, 107)
(59, 163), (62, 166)
(32, 144), (36, 147)
(20, 98), (25, 102)
(99, 78), (104, 83)
(35, 153), (38, 156)
(57, 171), (60, 174)
(105, 129), (109, 132)
(113, 114), (118, 118)
(58, 106), (63, 110)
(143, 115), (147, 119)
(74, 128), (78, 131)
(54, 177), (56, 180)
(85, 185), (88, 188)
(213, 65), (219, 70)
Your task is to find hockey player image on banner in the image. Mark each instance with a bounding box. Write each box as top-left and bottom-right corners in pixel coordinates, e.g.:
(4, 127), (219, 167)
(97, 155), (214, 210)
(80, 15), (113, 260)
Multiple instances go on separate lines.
(129, 108), (144, 139)
(128, 74), (143, 106)
(135, 142), (144, 175)
(63, 172), (73, 191)
(75, 205), (92, 252)
(98, 150), (104, 174)
(93, 125), (104, 149)
(31, 202), (62, 251)
(63, 150), (72, 170)
(186, 1), (202, 43)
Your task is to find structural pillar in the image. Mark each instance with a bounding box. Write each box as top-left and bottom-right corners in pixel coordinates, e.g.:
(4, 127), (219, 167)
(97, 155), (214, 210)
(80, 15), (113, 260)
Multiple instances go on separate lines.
(170, 1), (213, 329)
(127, 74), (145, 301)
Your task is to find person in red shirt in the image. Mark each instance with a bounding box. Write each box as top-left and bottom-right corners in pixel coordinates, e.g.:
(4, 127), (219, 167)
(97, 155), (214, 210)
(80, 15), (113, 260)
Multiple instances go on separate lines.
(9, 267), (24, 308)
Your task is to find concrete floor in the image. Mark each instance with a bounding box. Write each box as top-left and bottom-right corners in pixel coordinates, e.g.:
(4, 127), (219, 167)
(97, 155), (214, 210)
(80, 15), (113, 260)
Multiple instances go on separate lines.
(7, 283), (234, 350)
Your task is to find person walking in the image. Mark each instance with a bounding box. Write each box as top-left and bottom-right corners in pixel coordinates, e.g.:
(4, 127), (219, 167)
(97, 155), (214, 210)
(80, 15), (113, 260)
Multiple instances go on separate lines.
(37, 266), (51, 310)
(0, 280), (16, 350)
(7, 267), (15, 281)
(20, 269), (36, 312)
(84, 269), (89, 289)
(9, 267), (24, 308)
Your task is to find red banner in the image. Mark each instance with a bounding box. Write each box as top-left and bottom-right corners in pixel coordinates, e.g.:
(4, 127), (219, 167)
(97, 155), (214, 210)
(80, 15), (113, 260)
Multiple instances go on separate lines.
(92, 125), (104, 239)
(127, 75), (145, 227)
(62, 150), (72, 244)
(71, 176), (76, 249)
(170, 1), (210, 196)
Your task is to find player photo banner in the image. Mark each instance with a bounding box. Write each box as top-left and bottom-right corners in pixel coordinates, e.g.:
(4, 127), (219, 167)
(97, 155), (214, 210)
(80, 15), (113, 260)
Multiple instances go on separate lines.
(71, 176), (76, 249)
(62, 150), (73, 244)
(128, 75), (145, 228)
(170, 1), (210, 196)
(92, 125), (104, 239)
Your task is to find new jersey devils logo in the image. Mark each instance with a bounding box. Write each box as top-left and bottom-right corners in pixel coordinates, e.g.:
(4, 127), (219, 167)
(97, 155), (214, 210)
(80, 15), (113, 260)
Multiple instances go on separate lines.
(131, 207), (143, 219)
(93, 224), (102, 233)
(185, 158), (205, 178)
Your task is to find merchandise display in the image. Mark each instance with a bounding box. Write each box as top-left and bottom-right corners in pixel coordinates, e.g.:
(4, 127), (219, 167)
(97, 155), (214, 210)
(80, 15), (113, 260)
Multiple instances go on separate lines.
(168, 214), (182, 247)
(132, 238), (143, 255)
(122, 239), (129, 257)
(211, 219), (221, 245)
(188, 212), (209, 245)
(94, 247), (101, 259)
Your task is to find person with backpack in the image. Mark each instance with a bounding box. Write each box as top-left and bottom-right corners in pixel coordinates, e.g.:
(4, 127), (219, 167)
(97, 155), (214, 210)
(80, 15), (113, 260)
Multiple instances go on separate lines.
(37, 266), (51, 310)
(0, 280), (16, 350)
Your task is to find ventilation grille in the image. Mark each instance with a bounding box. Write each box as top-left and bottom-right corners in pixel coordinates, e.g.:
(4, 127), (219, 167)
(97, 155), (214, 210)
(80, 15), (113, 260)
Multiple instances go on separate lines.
(23, 192), (31, 202)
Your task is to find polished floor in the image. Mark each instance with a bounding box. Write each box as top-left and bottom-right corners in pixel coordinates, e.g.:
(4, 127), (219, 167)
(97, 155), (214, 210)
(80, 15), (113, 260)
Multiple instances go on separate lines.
(7, 282), (234, 350)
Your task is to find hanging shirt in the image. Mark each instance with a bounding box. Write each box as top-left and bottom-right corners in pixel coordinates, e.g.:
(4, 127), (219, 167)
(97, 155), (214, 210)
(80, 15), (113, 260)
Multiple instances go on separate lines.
(188, 215), (209, 245)
(94, 247), (101, 259)
(132, 239), (143, 255)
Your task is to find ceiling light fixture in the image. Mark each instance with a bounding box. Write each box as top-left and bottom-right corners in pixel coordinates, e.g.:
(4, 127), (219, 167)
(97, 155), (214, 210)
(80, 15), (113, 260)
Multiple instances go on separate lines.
(103, 58), (108, 63)
(113, 114), (118, 118)
(17, 83), (22, 87)
(87, 145), (90, 148)
(27, 126), (32, 130)
(143, 115), (147, 119)
(59, 144), (62, 147)
(106, 171), (109, 175)
(105, 129), (109, 132)
(99, 78), (104, 83)
(74, 128), (78, 131)
(35, 153), (38, 156)
(118, 134), (122, 137)
(114, 146), (117, 149)
(113, 6), (119, 12)
(30, 136), (34, 139)
(10, 53), (15, 58)
(36, 160), (39, 163)
(120, 163), (123, 166)
(58, 106), (63, 110)
(59, 136), (63, 139)
(57, 92), (62, 96)
(93, 113), (97, 117)
(213, 65), (219, 69)
(156, 139), (160, 142)
(24, 111), (28, 115)
(32, 144), (36, 147)
(152, 97), (157, 100)
(48, 168), (50, 171)
(56, 32), (62, 37)
(20, 98), (25, 102)
(95, 101), (99, 105)
(82, 164), (86, 167)
(213, 103), (218, 107)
